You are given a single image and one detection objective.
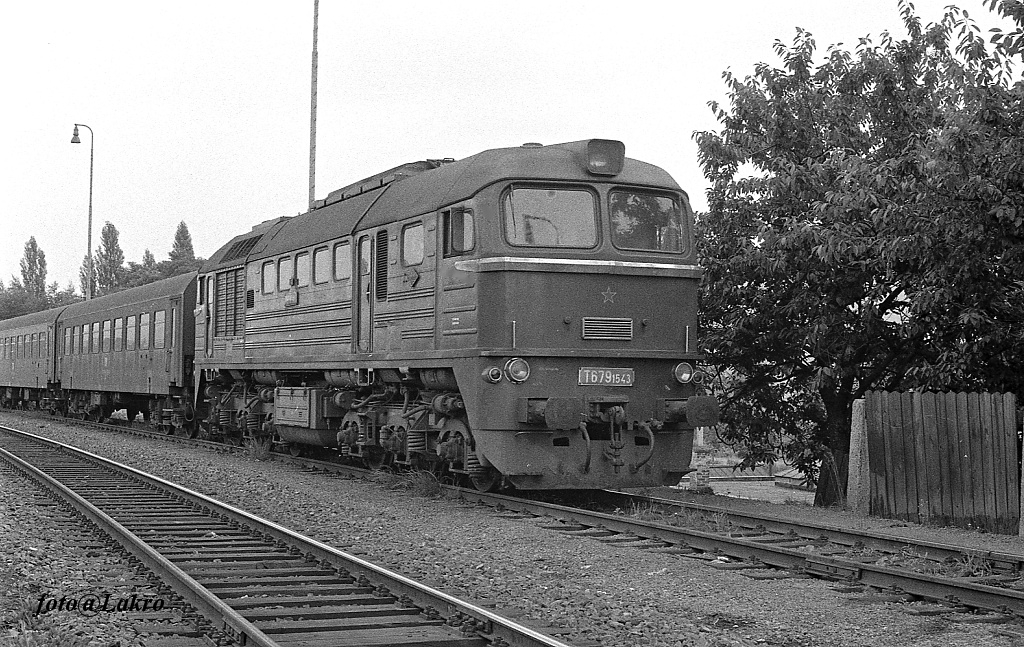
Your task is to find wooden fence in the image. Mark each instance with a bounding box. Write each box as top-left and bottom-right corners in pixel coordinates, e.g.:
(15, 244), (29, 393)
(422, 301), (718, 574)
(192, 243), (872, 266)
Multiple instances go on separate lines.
(853, 391), (1020, 534)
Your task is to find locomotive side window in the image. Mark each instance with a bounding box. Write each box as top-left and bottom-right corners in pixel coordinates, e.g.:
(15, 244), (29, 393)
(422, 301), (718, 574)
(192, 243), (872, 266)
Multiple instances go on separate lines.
(140, 313), (151, 350)
(442, 209), (474, 257)
(334, 242), (352, 280)
(313, 247), (330, 284)
(295, 252), (311, 288)
(261, 262), (275, 294)
(503, 187), (597, 248)
(402, 223), (424, 266)
(609, 190), (686, 253)
(154, 310), (166, 350)
(126, 315), (137, 351)
(278, 256), (292, 292)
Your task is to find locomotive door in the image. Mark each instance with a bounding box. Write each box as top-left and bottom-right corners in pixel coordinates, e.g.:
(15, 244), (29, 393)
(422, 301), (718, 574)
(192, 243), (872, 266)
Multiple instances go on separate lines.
(355, 235), (373, 352)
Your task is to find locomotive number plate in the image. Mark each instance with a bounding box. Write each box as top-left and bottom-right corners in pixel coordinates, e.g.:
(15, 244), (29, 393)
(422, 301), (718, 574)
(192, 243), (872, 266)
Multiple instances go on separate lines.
(578, 367), (634, 386)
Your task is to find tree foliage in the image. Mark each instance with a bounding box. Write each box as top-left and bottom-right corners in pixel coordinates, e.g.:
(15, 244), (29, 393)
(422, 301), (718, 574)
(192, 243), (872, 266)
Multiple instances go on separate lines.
(93, 221), (126, 295)
(19, 237), (47, 299)
(694, 1), (1024, 505)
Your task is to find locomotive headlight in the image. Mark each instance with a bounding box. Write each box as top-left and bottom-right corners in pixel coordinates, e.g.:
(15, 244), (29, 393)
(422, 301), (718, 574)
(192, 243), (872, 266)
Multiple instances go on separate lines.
(504, 358), (531, 383)
(482, 366), (503, 384)
(673, 362), (694, 384)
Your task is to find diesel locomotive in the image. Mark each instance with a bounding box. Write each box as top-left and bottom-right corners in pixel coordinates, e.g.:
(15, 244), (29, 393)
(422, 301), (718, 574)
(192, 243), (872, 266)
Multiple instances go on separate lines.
(0, 139), (718, 490)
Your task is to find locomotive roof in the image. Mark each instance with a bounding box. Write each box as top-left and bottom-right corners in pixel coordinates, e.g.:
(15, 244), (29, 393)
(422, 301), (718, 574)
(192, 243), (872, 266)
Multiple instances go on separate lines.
(59, 273), (196, 320)
(202, 139), (681, 271)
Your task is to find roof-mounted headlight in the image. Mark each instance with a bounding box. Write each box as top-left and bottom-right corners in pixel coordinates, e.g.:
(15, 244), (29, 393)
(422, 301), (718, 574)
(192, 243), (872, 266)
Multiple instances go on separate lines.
(586, 139), (625, 176)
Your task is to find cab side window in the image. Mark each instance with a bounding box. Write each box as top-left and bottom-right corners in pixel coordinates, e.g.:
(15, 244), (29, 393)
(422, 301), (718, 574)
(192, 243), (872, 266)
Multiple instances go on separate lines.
(442, 209), (474, 257)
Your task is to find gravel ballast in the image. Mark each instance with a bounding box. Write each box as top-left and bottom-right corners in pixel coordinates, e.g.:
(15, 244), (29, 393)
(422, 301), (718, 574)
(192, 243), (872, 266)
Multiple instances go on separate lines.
(2, 413), (1022, 647)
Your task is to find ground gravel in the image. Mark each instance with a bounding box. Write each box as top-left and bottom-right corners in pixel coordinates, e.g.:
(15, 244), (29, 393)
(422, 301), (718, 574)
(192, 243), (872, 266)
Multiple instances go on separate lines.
(0, 457), (196, 646)
(2, 413), (1021, 647)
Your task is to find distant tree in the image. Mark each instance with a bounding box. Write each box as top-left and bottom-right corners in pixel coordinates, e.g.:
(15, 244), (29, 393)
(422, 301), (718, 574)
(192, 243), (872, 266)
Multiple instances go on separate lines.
(19, 237), (47, 299)
(123, 249), (163, 288)
(94, 221), (126, 295)
(169, 221), (196, 264)
(78, 254), (96, 299)
(0, 277), (44, 320)
(163, 222), (202, 278)
(46, 281), (81, 308)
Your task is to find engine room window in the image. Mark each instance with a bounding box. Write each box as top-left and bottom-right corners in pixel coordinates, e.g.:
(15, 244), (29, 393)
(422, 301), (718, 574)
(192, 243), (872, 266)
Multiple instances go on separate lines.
(313, 247), (330, 284)
(402, 223), (424, 266)
(442, 209), (474, 257)
(334, 242), (352, 280)
(295, 251), (311, 288)
(278, 257), (292, 292)
(609, 190), (686, 253)
(503, 187), (597, 248)
(261, 261), (276, 294)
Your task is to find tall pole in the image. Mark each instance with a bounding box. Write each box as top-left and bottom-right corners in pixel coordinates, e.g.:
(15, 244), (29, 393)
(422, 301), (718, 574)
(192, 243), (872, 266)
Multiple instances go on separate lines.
(71, 123), (95, 300)
(308, 0), (319, 211)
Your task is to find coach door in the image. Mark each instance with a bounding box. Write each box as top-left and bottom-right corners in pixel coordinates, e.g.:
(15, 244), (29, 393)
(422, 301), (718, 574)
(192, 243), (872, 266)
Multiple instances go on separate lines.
(354, 235), (373, 352)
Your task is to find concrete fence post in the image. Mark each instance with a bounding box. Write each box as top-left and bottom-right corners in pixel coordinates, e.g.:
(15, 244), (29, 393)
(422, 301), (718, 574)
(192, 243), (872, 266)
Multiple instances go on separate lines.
(847, 398), (870, 514)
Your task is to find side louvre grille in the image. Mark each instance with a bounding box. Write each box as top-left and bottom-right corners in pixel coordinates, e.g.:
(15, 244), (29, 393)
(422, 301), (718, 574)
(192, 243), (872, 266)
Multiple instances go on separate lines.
(214, 268), (245, 337)
(581, 317), (633, 340)
(375, 230), (388, 301)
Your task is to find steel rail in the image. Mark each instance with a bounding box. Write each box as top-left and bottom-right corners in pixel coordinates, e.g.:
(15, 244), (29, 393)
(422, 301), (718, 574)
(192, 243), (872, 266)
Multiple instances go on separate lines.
(0, 439), (280, 647)
(601, 490), (1024, 571)
(453, 488), (1024, 616)
(0, 424), (573, 647)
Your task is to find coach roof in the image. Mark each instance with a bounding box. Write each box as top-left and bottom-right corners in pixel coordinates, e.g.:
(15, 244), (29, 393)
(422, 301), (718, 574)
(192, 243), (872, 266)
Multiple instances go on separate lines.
(0, 306), (64, 332)
(59, 273), (196, 322)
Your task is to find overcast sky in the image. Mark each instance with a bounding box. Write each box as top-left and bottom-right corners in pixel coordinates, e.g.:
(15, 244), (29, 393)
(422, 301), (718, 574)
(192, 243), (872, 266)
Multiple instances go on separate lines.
(0, 0), (1003, 290)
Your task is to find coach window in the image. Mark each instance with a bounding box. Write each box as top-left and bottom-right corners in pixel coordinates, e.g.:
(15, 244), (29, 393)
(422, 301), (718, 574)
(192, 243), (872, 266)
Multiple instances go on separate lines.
(114, 317), (124, 352)
(313, 247), (330, 284)
(140, 313), (151, 350)
(261, 261), (275, 294)
(402, 223), (424, 266)
(503, 187), (597, 248)
(91, 323), (99, 354)
(154, 310), (166, 350)
(169, 308), (175, 347)
(101, 320), (111, 352)
(77, 326), (84, 355)
(295, 251), (311, 288)
(278, 256), (292, 292)
(126, 315), (137, 351)
(442, 209), (474, 257)
(334, 242), (351, 281)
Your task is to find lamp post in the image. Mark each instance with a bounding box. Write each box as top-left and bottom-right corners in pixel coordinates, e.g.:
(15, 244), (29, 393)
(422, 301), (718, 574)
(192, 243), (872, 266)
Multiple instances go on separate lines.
(71, 124), (94, 300)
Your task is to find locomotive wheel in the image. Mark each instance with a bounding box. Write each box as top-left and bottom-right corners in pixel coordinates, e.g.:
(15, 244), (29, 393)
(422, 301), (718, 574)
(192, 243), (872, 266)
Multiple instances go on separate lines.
(288, 444), (303, 457)
(469, 467), (502, 492)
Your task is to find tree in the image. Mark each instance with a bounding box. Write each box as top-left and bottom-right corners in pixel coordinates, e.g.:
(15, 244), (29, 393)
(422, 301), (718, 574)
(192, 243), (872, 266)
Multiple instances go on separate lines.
(164, 221), (202, 278)
(123, 249), (162, 288)
(694, 1), (1024, 505)
(78, 254), (96, 300)
(94, 221), (126, 295)
(46, 281), (81, 308)
(19, 237), (47, 299)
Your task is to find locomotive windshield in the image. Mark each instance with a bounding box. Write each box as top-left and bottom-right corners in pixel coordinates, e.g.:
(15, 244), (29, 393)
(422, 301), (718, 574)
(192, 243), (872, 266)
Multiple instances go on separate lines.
(503, 187), (597, 248)
(609, 190), (686, 253)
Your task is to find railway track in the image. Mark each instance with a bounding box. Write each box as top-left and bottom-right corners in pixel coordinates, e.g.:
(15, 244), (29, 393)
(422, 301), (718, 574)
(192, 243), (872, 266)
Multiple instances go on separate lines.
(0, 424), (576, 647)
(455, 488), (1024, 621)
(7, 409), (1024, 628)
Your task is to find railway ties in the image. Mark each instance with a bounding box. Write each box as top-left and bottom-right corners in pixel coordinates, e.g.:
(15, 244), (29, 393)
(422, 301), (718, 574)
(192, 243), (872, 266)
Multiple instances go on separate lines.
(0, 425), (573, 647)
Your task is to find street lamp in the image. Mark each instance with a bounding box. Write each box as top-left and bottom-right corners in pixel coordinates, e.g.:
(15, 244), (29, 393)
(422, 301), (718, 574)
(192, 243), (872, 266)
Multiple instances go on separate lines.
(71, 124), (94, 300)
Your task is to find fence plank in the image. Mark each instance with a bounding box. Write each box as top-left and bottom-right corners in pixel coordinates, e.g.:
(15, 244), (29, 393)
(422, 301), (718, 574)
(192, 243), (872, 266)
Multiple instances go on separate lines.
(988, 394), (1008, 533)
(940, 392), (962, 524)
(866, 392), (888, 516)
(886, 393), (909, 520)
(967, 392), (986, 526)
(957, 392), (974, 526)
(920, 392), (944, 524)
(902, 392), (921, 521)
(1002, 394), (1021, 534)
